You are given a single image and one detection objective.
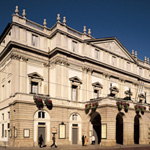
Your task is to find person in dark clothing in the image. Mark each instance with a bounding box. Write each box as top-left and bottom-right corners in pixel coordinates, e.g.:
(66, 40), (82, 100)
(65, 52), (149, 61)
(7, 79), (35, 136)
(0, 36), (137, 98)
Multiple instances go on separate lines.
(51, 134), (57, 148)
(82, 135), (85, 146)
(38, 135), (44, 148)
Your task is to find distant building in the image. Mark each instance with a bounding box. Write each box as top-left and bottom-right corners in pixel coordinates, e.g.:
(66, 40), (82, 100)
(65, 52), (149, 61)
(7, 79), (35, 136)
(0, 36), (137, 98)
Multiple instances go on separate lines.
(0, 6), (150, 147)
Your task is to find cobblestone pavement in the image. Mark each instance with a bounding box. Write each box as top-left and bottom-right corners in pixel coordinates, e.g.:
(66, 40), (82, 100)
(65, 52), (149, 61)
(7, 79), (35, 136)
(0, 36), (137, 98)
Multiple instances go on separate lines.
(0, 145), (150, 150)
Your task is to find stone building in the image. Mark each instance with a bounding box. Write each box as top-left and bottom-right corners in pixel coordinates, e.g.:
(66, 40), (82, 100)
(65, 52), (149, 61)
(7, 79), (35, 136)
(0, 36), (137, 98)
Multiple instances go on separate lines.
(0, 6), (150, 147)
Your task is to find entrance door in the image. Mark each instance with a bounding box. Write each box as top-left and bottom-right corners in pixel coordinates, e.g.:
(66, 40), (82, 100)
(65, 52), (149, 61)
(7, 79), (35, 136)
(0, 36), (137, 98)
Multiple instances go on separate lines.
(72, 128), (78, 144)
(91, 112), (101, 144)
(134, 116), (139, 144)
(116, 114), (123, 144)
(38, 127), (45, 145)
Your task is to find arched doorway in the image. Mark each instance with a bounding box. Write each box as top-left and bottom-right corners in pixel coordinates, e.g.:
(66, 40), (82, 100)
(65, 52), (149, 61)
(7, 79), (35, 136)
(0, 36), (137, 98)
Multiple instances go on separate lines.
(134, 115), (140, 144)
(33, 110), (50, 146)
(116, 113), (123, 144)
(90, 112), (101, 144)
(69, 113), (82, 144)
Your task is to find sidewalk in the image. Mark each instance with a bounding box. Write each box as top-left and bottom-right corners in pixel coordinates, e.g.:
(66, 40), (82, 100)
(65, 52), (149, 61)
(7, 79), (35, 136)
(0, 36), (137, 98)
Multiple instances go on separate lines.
(0, 144), (150, 150)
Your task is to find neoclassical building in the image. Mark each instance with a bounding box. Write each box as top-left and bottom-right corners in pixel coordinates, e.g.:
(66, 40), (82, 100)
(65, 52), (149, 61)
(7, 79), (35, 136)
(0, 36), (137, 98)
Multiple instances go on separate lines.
(0, 6), (150, 147)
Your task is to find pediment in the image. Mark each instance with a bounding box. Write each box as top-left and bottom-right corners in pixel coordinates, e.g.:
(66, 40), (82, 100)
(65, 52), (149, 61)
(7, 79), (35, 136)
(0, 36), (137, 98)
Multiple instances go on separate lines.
(28, 72), (43, 80)
(92, 82), (103, 88)
(88, 37), (136, 63)
(69, 76), (82, 84)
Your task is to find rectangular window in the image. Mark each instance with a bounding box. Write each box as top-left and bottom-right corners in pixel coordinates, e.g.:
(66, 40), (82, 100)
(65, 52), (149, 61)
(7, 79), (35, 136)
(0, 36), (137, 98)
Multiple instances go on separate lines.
(8, 81), (11, 97)
(2, 113), (4, 120)
(59, 124), (66, 139)
(2, 85), (5, 100)
(31, 82), (38, 94)
(8, 123), (10, 129)
(32, 35), (38, 47)
(95, 49), (99, 59)
(112, 56), (116, 66)
(127, 62), (131, 71)
(72, 85), (77, 101)
(42, 112), (45, 118)
(94, 90), (99, 98)
(5, 130), (7, 137)
(8, 112), (10, 119)
(24, 129), (30, 138)
(148, 128), (150, 139)
(2, 124), (4, 137)
(72, 41), (77, 52)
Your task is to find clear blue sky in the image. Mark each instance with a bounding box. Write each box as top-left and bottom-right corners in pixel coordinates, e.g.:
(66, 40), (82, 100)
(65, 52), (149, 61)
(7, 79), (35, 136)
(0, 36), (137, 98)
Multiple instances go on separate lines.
(0, 0), (150, 61)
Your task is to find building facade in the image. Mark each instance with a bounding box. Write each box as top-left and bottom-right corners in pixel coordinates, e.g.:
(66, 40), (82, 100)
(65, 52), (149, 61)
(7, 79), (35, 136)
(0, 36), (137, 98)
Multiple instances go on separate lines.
(0, 6), (150, 147)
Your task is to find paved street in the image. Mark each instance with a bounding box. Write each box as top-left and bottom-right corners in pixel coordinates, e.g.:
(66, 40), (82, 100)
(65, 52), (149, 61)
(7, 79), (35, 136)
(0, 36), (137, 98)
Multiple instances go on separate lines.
(0, 145), (150, 150)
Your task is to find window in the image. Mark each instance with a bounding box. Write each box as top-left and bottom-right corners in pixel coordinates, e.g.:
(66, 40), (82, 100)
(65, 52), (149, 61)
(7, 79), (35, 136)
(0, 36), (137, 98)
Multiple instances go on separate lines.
(127, 62), (131, 71)
(72, 113), (78, 121)
(8, 123), (10, 129)
(72, 41), (77, 52)
(2, 124), (4, 137)
(31, 82), (38, 94)
(2, 113), (4, 120)
(2, 85), (5, 100)
(112, 56), (116, 66)
(8, 112), (10, 119)
(95, 49), (99, 59)
(8, 81), (11, 97)
(139, 68), (143, 76)
(24, 129), (30, 138)
(38, 111), (45, 118)
(94, 90), (99, 98)
(32, 35), (38, 47)
(72, 85), (78, 101)
(5, 130), (7, 137)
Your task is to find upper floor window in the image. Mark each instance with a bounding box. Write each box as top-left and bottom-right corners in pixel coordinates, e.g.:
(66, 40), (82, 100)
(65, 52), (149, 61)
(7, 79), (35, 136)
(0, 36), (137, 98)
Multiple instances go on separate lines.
(112, 56), (116, 66)
(8, 112), (10, 119)
(72, 41), (77, 52)
(32, 35), (38, 47)
(38, 111), (45, 118)
(28, 72), (43, 95)
(139, 68), (143, 76)
(72, 85), (78, 101)
(127, 62), (131, 71)
(31, 82), (38, 94)
(2, 124), (4, 137)
(92, 82), (103, 99)
(94, 89), (99, 98)
(95, 49), (99, 59)
(69, 76), (82, 102)
(2, 113), (4, 120)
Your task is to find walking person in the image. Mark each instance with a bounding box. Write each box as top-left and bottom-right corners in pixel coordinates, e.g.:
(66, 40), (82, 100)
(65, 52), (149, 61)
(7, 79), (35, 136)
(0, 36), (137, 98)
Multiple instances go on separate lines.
(38, 135), (44, 148)
(84, 136), (88, 146)
(91, 135), (95, 145)
(82, 135), (85, 146)
(51, 134), (57, 148)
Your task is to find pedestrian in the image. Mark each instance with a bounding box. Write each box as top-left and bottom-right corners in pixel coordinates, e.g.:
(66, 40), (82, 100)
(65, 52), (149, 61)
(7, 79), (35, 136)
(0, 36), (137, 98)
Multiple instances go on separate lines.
(51, 134), (57, 148)
(38, 135), (44, 148)
(91, 135), (95, 145)
(82, 135), (85, 146)
(84, 136), (88, 146)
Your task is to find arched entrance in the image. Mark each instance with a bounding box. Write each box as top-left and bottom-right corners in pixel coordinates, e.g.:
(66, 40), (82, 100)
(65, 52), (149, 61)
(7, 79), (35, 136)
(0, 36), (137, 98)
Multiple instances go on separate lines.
(116, 113), (123, 144)
(90, 112), (101, 144)
(33, 110), (50, 146)
(134, 115), (140, 144)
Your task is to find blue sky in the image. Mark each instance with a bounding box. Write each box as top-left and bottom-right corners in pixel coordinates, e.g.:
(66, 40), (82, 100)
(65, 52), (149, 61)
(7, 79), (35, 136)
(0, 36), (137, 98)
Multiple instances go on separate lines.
(0, 0), (150, 61)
